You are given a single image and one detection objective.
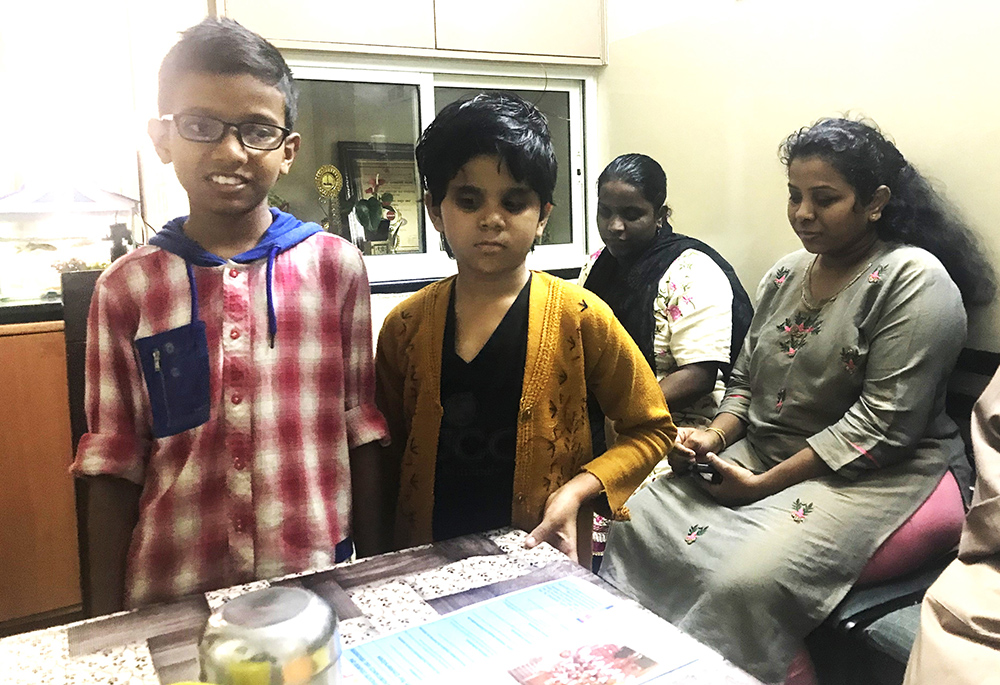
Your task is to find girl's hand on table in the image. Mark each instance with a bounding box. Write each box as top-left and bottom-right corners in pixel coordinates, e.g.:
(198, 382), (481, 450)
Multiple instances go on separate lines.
(525, 472), (603, 564)
(693, 452), (764, 506)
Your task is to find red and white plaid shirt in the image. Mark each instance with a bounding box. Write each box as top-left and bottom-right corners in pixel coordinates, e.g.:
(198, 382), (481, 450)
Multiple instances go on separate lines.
(72, 232), (387, 607)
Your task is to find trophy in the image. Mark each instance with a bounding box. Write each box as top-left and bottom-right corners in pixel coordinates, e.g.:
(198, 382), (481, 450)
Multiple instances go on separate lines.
(314, 165), (343, 235)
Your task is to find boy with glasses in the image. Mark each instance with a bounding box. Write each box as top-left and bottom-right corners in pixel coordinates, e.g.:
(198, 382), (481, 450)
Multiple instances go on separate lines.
(72, 18), (387, 612)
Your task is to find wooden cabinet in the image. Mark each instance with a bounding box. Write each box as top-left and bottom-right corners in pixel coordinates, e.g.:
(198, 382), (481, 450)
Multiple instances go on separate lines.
(221, 0), (605, 64)
(0, 322), (81, 627)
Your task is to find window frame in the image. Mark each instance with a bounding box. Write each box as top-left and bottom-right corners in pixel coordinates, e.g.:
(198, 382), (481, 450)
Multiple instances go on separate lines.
(287, 56), (597, 284)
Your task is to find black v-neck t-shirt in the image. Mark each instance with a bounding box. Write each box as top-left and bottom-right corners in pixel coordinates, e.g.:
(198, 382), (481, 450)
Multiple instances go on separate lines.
(432, 276), (531, 541)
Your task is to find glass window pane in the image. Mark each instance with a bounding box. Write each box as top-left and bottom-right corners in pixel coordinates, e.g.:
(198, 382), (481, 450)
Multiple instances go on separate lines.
(274, 80), (424, 256)
(434, 87), (573, 246)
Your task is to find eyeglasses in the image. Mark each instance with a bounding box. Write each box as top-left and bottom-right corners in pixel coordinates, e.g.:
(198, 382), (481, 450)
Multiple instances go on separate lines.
(162, 113), (291, 151)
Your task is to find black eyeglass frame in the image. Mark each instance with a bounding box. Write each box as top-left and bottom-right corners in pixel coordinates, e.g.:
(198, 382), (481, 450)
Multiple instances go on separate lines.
(160, 113), (292, 151)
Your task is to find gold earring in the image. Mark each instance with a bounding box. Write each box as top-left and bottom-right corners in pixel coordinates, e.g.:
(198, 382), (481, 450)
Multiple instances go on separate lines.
(870, 213), (880, 221)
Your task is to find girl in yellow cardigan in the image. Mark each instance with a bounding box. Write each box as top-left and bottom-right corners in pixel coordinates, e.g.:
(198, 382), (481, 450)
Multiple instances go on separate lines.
(372, 92), (676, 562)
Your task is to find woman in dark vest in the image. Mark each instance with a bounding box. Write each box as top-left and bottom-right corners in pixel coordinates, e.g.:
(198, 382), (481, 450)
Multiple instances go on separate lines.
(580, 153), (752, 567)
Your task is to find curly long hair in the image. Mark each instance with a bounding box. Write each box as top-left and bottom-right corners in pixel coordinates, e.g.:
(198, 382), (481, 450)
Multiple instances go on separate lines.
(779, 117), (995, 308)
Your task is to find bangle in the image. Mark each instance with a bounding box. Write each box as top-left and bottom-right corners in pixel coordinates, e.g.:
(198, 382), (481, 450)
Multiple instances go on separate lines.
(705, 426), (728, 451)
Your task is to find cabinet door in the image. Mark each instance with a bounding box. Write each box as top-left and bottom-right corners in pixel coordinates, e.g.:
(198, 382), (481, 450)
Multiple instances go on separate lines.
(434, 0), (604, 59)
(0, 324), (81, 623)
(222, 0), (436, 49)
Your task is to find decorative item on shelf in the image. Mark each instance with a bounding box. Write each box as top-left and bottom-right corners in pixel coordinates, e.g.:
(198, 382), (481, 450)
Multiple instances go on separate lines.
(353, 174), (396, 255)
(313, 164), (344, 237)
(337, 141), (423, 256)
(0, 185), (140, 304)
(52, 258), (110, 273)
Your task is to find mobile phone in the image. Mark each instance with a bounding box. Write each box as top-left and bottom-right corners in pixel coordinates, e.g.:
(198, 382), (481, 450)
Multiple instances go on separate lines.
(695, 461), (723, 485)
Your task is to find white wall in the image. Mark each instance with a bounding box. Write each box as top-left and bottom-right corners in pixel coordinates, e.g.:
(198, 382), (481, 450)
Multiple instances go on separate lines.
(0, 0), (211, 232)
(598, 0), (1000, 351)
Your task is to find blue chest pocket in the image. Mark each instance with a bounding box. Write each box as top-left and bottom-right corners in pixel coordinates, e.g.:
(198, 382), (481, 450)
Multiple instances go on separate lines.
(135, 321), (211, 438)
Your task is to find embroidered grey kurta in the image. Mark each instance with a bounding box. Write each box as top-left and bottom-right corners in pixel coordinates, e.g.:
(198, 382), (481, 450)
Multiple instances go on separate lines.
(600, 244), (968, 684)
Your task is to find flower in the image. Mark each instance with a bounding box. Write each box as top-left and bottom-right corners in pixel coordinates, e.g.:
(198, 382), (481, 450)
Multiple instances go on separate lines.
(667, 305), (683, 321)
(364, 174), (384, 196)
(790, 499), (814, 522)
(685, 525), (708, 544)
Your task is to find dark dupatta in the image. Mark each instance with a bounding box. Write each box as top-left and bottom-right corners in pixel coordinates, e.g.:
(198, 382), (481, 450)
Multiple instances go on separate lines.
(584, 224), (752, 380)
(583, 226), (753, 455)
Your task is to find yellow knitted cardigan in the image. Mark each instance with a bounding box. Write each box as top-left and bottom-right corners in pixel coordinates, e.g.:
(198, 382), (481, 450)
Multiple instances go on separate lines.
(374, 271), (676, 548)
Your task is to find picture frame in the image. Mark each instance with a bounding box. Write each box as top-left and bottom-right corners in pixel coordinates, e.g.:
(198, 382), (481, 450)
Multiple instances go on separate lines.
(337, 141), (424, 255)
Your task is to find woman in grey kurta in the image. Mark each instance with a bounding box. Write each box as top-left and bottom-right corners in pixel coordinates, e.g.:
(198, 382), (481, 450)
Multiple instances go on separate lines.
(599, 118), (995, 684)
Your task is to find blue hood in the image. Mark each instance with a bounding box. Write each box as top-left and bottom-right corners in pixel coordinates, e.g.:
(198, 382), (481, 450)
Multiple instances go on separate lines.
(150, 208), (322, 347)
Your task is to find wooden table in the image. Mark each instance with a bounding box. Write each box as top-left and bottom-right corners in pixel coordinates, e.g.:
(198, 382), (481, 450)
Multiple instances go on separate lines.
(0, 529), (763, 684)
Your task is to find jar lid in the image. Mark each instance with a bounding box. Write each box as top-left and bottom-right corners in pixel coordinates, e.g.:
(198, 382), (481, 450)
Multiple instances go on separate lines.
(199, 587), (339, 685)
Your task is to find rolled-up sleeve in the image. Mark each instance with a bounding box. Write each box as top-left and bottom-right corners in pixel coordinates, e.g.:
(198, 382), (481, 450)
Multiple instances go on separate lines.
(339, 249), (389, 449)
(71, 274), (151, 485)
(807, 262), (965, 478)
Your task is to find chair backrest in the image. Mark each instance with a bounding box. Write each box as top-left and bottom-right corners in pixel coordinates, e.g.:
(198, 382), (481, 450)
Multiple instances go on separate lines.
(62, 270), (102, 452)
(945, 348), (1000, 475)
(61, 269), (102, 616)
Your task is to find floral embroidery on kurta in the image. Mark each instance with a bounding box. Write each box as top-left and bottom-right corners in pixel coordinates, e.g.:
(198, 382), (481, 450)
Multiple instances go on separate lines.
(657, 262), (697, 323)
(685, 525), (709, 544)
(774, 267), (790, 286)
(790, 499), (814, 523)
(868, 264), (889, 284)
(841, 347), (861, 374)
(777, 312), (823, 357)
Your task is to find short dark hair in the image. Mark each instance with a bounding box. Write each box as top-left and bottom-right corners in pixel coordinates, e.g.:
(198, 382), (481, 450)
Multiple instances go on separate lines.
(780, 117), (995, 307)
(598, 153), (672, 218)
(158, 17), (298, 129)
(415, 92), (557, 210)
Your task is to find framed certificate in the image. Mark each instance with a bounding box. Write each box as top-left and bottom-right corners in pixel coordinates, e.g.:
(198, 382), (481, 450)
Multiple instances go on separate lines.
(337, 141), (424, 255)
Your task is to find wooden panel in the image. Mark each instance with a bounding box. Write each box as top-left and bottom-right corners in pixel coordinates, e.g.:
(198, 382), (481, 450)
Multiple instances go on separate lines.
(0, 326), (81, 622)
(434, 0), (605, 59)
(223, 0), (435, 50)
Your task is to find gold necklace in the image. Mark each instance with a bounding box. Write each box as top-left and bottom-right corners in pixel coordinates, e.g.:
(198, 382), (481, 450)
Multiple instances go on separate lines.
(800, 250), (881, 311)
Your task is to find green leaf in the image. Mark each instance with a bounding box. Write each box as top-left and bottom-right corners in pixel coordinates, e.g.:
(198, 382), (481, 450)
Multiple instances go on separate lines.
(380, 192), (394, 205)
(365, 196), (383, 224)
(354, 202), (372, 232)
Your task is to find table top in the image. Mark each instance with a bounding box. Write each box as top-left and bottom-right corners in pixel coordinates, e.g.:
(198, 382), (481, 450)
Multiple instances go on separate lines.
(0, 529), (762, 685)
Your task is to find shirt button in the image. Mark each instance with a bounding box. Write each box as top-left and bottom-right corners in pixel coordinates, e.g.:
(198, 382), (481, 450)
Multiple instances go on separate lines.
(230, 328), (240, 340)
(234, 456), (247, 470)
(229, 268), (239, 278)
(231, 393), (242, 405)
(515, 493), (525, 503)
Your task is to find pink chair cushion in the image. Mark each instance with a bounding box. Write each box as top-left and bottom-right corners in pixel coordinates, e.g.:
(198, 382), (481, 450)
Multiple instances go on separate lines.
(856, 470), (965, 586)
(784, 646), (818, 685)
